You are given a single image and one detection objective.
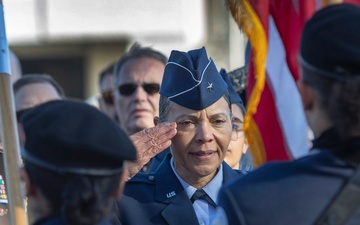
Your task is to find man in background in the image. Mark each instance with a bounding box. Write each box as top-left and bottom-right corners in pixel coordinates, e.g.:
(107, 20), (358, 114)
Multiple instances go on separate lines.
(10, 50), (22, 83)
(113, 43), (168, 172)
(113, 43), (167, 136)
(98, 62), (118, 123)
(13, 74), (64, 145)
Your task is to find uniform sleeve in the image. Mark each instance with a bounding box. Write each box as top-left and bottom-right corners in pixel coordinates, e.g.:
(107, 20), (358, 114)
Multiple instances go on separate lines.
(110, 200), (123, 225)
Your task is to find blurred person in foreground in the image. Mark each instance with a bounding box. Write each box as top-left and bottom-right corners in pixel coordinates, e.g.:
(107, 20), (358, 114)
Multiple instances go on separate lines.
(98, 62), (118, 123)
(115, 47), (242, 225)
(0, 73), (60, 225)
(215, 4), (360, 225)
(19, 100), (136, 225)
(220, 69), (250, 171)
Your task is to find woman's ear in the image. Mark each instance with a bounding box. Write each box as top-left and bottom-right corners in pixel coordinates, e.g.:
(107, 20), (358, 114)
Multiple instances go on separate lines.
(19, 167), (36, 196)
(297, 80), (314, 110)
(153, 116), (160, 126)
(242, 137), (249, 154)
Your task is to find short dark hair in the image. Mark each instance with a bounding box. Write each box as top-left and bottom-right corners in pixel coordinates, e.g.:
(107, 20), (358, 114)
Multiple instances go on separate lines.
(301, 64), (360, 139)
(25, 161), (120, 225)
(13, 73), (65, 97)
(98, 62), (115, 85)
(113, 43), (167, 82)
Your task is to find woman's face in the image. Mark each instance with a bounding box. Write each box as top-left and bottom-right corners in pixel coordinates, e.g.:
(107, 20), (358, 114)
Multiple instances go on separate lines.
(224, 104), (248, 169)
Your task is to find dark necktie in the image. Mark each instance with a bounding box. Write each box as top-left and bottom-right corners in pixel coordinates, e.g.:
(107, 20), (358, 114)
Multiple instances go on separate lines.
(190, 189), (217, 208)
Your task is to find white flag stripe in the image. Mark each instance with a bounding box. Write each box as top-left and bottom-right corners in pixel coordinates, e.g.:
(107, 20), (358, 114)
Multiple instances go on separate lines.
(266, 16), (309, 159)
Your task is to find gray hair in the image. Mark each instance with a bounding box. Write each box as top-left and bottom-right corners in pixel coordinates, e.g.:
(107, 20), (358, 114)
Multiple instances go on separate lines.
(13, 73), (65, 97)
(113, 43), (167, 83)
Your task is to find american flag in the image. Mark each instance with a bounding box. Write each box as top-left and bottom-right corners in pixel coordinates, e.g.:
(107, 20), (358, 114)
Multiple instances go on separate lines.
(226, 0), (360, 166)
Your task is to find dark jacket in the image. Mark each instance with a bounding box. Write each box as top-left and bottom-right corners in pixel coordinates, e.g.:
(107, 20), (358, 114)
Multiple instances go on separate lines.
(218, 150), (360, 225)
(114, 153), (242, 225)
(33, 216), (113, 225)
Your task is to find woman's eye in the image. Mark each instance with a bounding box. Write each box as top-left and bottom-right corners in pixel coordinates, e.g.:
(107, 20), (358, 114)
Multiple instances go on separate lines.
(214, 119), (226, 125)
(232, 124), (239, 131)
(233, 123), (244, 132)
(178, 121), (193, 126)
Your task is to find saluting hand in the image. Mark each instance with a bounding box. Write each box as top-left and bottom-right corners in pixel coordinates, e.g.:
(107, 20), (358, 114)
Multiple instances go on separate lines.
(126, 122), (177, 180)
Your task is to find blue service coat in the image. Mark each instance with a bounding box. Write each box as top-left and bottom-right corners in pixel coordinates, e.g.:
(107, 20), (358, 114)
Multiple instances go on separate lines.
(218, 149), (360, 225)
(114, 153), (242, 225)
(32, 216), (113, 225)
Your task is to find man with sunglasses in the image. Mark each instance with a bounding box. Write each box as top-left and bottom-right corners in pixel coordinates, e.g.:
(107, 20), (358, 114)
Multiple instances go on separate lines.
(98, 62), (119, 123)
(113, 43), (167, 137)
(113, 43), (168, 173)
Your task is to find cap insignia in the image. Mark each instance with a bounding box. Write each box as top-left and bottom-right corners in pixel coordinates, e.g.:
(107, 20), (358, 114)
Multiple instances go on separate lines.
(207, 82), (214, 92)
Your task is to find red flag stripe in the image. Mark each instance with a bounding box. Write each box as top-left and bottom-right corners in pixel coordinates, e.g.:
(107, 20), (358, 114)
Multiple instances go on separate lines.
(266, 15), (310, 159)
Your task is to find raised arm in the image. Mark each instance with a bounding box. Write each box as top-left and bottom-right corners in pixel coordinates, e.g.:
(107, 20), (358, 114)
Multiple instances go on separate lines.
(126, 122), (177, 180)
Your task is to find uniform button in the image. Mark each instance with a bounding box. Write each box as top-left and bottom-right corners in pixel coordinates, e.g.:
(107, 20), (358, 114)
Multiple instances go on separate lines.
(148, 175), (155, 181)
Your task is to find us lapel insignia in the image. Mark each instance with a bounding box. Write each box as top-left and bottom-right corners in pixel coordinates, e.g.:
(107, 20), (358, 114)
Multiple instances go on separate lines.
(166, 191), (176, 198)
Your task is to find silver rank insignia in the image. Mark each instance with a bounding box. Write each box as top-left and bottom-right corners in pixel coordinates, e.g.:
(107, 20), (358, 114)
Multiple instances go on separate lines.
(207, 82), (214, 91)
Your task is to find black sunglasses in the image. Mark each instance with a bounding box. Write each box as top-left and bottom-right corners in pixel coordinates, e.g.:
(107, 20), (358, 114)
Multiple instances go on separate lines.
(118, 83), (160, 96)
(16, 107), (34, 122)
(101, 90), (114, 105)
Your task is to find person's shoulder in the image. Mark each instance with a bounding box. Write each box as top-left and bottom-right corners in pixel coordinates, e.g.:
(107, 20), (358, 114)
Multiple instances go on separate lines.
(126, 172), (156, 185)
(125, 153), (174, 190)
(239, 153), (315, 179)
(123, 172), (157, 200)
(225, 150), (343, 188)
(222, 161), (244, 177)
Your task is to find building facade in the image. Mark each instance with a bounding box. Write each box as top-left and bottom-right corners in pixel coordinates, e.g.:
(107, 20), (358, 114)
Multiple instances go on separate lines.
(5, 0), (247, 100)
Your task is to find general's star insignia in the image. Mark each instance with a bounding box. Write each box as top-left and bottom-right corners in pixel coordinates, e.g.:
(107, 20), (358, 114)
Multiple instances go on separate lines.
(207, 82), (214, 91)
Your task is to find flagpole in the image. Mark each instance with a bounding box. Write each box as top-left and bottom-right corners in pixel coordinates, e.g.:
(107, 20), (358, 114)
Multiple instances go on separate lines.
(0, 1), (29, 225)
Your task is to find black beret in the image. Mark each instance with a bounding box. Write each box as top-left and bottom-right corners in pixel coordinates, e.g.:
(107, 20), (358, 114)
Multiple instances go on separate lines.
(300, 4), (360, 77)
(20, 100), (136, 176)
(160, 47), (228, 110)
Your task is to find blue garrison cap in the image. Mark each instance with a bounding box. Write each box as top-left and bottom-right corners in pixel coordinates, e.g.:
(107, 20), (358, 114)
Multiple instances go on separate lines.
(220, 68), (244, 105)
(160, 47), (228, 110)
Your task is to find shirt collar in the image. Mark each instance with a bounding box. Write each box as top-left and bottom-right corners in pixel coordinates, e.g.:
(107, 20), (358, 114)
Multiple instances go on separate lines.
(170, 156), (223, 204)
